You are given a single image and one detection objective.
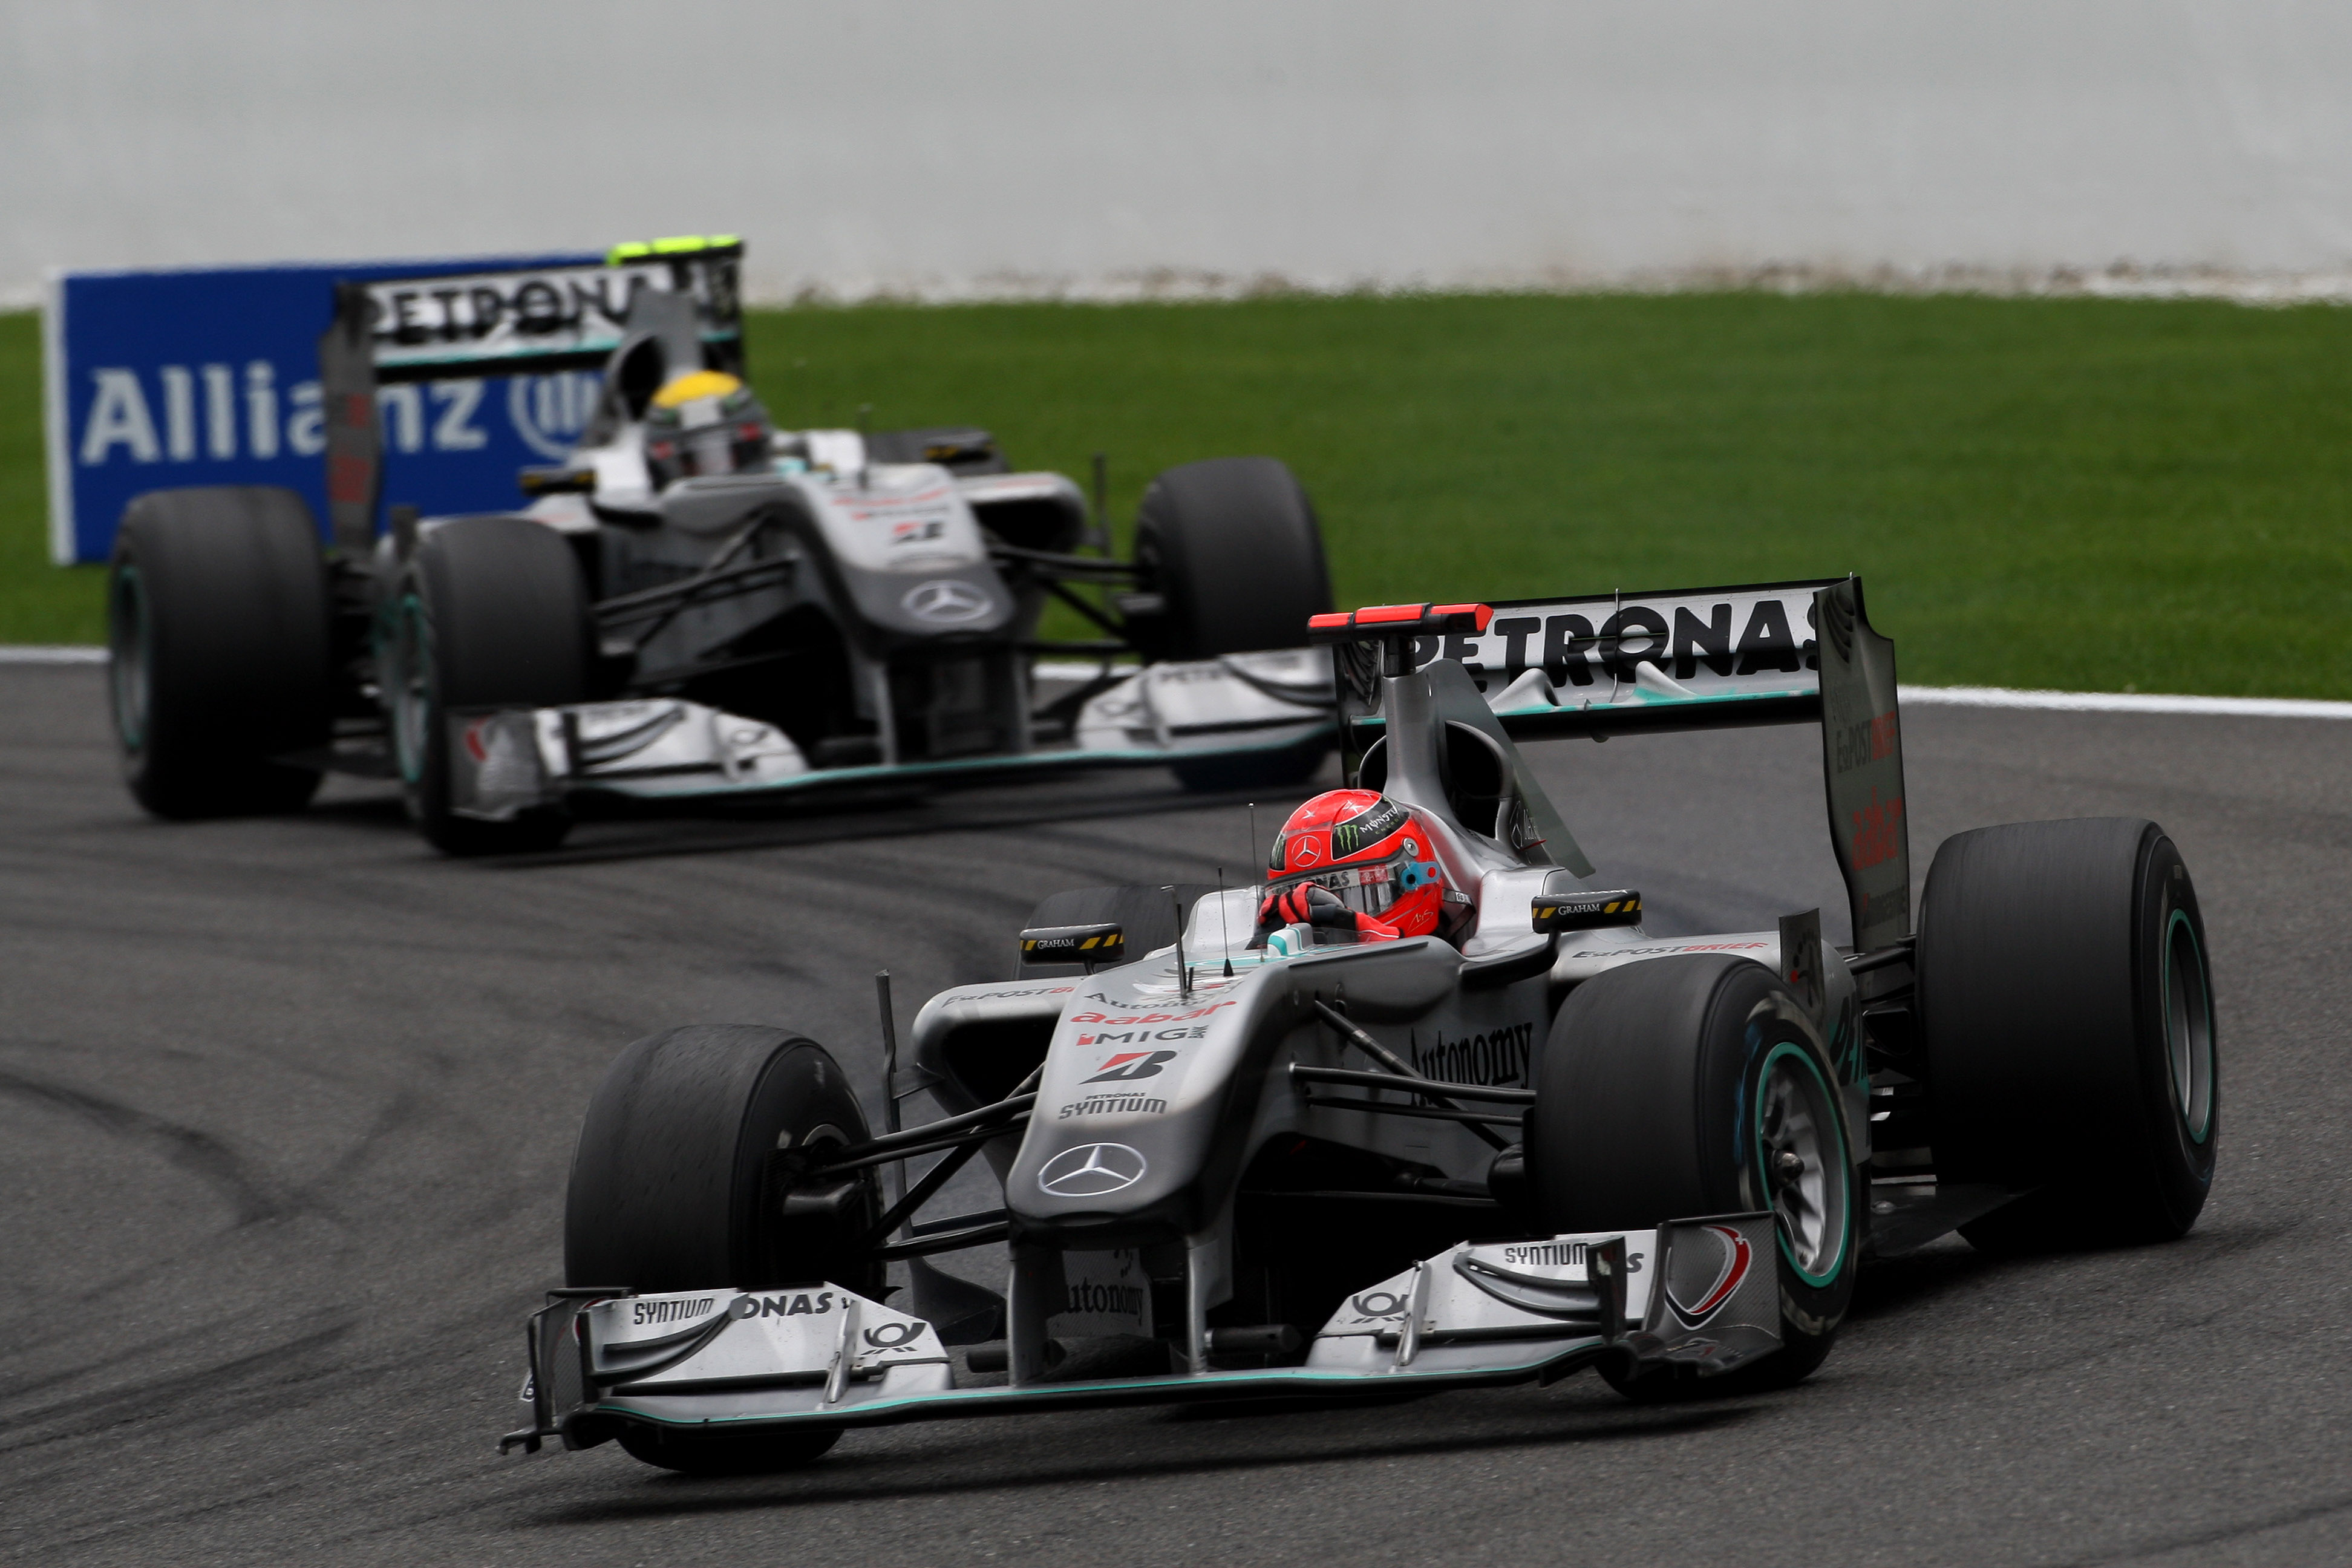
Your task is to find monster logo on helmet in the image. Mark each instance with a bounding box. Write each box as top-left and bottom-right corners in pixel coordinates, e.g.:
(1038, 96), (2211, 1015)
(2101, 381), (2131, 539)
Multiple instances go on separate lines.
(1328, 795), (1410, 860)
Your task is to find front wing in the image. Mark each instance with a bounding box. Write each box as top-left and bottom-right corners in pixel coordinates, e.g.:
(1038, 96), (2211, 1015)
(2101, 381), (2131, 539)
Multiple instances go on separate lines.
(501, 1213), (1779, 1454)
(446, 651), (1334, 820)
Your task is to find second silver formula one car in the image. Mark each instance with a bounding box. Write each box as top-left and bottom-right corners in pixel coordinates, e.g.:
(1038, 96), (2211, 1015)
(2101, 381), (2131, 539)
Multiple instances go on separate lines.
(506, 578), (2220, 1472)
(104, 239), (1337, 854)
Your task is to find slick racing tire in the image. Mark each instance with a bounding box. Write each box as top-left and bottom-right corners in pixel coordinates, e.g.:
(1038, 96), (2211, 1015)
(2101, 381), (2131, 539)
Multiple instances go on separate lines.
(1918, 818), (2217, 1252)
(1527, 954), (1862, 1401)
(1133, 457), (1333, 792)
(1134, 457), (1331, 661)
(382, 515), (588, 855)
(565, 1027), (886, 1301)
(615, 1422), (841, 1475)
(106, 486), (330, 818)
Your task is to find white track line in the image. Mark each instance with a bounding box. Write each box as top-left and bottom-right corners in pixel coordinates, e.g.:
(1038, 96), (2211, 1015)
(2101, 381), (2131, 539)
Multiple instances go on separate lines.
(0, 645), (105, 664)
(8, 646), (2346, 720)
(1898, 684), (2352, 720)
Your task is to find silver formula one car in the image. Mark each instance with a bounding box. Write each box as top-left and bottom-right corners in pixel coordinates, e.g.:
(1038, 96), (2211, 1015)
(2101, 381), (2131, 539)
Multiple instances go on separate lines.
(104, 238), (1335, 854)
(508, 579), (2219, 1472)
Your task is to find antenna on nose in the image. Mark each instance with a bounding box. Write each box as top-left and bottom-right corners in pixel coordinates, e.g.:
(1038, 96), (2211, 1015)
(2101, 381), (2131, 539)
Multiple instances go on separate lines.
(1166, 884), (1191, 999)
(1217, 867), (1233, 978)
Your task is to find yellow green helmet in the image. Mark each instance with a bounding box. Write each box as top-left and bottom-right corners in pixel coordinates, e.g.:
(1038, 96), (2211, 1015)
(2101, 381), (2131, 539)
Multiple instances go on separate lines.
(642, 371), (773, 489)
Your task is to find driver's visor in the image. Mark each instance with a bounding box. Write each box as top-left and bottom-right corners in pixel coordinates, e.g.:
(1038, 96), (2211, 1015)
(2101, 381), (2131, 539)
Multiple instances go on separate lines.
(1269, 849), (1410, 918)
(678, 426), (739, 476)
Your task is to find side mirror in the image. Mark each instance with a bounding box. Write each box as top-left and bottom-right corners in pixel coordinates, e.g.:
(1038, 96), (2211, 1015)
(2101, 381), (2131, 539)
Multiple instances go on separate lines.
(1530, 890), (1641, 933)
(1019, 923), (1125, 972)
(519, 466), (596, 497)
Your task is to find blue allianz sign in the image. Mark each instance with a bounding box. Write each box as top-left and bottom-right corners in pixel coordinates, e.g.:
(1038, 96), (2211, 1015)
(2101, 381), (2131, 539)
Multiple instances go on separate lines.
(44, 254), (606, 564)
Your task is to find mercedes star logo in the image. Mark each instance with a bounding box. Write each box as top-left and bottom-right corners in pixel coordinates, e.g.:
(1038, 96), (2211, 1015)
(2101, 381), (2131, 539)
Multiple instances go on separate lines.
(902, 579), (993, 624)
(1037, 1142), (1148, 1197)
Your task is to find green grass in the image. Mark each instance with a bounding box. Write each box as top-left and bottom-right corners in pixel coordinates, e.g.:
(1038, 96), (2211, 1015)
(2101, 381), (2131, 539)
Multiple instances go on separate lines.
(0, 314), (102, 643)
(8, 293), (2350, 694)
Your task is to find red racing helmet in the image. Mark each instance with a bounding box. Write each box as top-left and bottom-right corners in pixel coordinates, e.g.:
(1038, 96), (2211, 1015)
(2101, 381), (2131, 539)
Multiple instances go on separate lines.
(1262, 789), (1452, 941)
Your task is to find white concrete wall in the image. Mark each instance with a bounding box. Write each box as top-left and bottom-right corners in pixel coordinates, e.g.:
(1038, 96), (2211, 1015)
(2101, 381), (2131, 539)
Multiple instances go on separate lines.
(5, 0), (2350, 303)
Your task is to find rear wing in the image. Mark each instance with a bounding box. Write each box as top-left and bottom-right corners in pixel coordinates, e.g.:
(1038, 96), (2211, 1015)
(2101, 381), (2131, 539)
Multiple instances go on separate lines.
(337, 238), (743, 384)
(314, 237), (745, 550)
(1312, 578), (1910, 950)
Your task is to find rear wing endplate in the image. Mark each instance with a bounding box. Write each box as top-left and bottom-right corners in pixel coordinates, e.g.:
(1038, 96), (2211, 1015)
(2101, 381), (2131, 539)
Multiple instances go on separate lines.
(1812, 580), (1909, 950)
(1322, 579), (1910, 949)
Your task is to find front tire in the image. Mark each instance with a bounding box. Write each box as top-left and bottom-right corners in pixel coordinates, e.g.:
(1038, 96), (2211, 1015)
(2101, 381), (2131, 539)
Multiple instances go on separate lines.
(1526, 954), (1861, 1399)
(1918, 817), (2217, 1252)
(106, 486), (330, 818)
(564, 1026), (884, 1299)
(383, 515), (589, 855)
(567, 1027), (879, 1477)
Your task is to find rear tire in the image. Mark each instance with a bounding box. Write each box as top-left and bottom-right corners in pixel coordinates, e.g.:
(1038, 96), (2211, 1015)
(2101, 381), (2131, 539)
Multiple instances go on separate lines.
(1133, 457), (1330, 661)
(564, 1026), (884, 1300)
(106, 486), (330, 818)
(382, 516), (589, 855)
(1526, 954), (1861, 1400)
(615, 1423), (841, 1475)
(1918, 818), (2217, 1252)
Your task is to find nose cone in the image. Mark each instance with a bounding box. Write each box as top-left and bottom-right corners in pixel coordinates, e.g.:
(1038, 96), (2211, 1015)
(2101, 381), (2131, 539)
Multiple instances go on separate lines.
(1034, 1142), (1151, 1198)
(1010, 956), (1298, 1245)
(1010, 1114), (1206, 1244)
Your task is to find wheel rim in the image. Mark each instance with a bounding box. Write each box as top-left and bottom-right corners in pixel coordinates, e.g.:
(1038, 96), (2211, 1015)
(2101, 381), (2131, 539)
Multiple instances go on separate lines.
(387, 593), (432, 786)
(1754, 1042), (1851, 1287)
(2162, 910), (2215, 1144)
(108, 564), (150, 752)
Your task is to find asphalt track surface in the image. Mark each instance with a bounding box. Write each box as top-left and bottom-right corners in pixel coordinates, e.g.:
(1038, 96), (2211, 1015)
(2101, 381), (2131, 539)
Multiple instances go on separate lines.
(4, 662), (2349, 1567)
